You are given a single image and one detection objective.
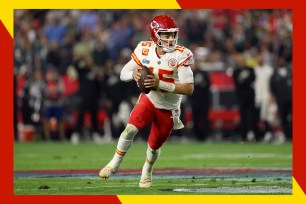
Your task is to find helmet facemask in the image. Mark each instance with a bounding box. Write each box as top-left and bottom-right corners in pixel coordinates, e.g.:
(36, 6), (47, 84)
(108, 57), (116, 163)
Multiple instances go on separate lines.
(155, 29), (179, 53)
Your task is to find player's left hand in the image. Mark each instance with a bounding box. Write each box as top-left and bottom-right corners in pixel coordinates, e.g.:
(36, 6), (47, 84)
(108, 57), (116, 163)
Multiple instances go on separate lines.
(144, 75), (159, 89)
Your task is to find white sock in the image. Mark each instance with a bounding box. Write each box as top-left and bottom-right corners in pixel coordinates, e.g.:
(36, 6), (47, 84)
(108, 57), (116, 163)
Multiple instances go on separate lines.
(107, 124), (138, 170)
(141, 145), (161, 178)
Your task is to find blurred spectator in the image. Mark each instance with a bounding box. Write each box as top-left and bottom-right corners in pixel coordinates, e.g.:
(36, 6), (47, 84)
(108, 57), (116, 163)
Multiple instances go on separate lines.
(73, 27), (94, 58)
(92, 36), (109, 69)
(19, 65), (35, 126)
(103, 48), (140, 139)
(33, 33), (49, 71)
(70, 55), (103, 144)
(16, 65), (37, 142)
(77, 10), (99, 32)
(189, 61), (211, 141)
(108, 14), (134, 60)
(233, 54), (260, 142)
(112, 96), (135, 139)
(103, 59), (123, 139)
(57, 34), (75, 74)
(42, 65), (65, 141)
(270, 56), (292, 141)
(183, 12), (207, 43)
(43, 15), (66, 45)
(46, 42), (61, 70)
(254, 52), (274, 141)
(14, 73), (18, 141)
(29, 69), (44, 128)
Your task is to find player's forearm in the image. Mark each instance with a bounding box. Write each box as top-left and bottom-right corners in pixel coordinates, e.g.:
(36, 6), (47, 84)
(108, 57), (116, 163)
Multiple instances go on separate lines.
(158, 80), (194, 95)
(120, 59), (138, 82)
(120, 69), (134, 82)
(173, 83), (194, 95)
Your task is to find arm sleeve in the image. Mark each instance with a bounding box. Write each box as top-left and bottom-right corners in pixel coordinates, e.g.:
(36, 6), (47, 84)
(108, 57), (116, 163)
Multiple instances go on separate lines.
(178, 49), (194, 67)
(120, 59), (139, 82)
(178, 66), (194, 84)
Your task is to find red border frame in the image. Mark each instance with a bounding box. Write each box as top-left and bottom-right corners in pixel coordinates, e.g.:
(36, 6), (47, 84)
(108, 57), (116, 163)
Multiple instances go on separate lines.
(0, 20), (14, 203)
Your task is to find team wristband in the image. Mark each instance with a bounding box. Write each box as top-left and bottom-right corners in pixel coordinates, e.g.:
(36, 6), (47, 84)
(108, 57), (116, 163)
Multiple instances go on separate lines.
(158, 80), (175, 92)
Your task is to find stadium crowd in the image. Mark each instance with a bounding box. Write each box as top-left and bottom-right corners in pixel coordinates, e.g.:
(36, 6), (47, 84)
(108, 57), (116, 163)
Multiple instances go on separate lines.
(14, 9), (292, 144)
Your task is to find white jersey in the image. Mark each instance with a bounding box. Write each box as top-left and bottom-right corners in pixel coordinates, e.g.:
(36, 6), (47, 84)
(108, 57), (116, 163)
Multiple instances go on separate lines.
(254, 64), (273, 120)
(132, 41), (194, 110)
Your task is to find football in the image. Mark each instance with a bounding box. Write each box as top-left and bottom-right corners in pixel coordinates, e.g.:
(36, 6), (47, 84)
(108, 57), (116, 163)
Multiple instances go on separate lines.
(138, 66), (154, 94)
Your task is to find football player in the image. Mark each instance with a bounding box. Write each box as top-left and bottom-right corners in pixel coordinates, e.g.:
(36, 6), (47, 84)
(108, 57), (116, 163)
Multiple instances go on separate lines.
(99, 15), (194, 188)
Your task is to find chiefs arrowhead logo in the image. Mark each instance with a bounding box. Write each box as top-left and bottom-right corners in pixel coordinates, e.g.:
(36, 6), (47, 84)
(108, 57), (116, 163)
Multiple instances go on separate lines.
(150, 21), (159, 30)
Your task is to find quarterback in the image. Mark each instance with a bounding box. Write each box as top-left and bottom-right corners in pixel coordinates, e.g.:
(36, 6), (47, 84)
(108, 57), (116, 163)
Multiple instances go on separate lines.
(99, 15), (194, 188)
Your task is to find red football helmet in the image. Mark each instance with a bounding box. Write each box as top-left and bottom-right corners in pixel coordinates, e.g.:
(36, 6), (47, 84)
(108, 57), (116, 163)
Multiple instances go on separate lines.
(150, 15), (179, 53)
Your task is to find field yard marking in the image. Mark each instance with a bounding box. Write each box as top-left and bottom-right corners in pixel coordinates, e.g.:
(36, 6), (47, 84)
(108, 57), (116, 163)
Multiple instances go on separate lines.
(14, 167), (292, 178)
(172, 186), (292, 194)
(14, 175), (292, 182)
(14, 183), (215, 192)
(16, 182), (288, 192)
(14, 167), (292, 195)
(182, 153), (292, 159)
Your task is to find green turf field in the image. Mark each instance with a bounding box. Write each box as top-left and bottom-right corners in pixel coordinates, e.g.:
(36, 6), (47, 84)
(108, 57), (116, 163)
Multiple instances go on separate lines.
(14, 141), (292, 195)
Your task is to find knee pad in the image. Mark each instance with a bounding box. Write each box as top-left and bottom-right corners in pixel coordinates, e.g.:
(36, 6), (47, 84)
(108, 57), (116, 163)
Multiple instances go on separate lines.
(120, 123), (138, 140)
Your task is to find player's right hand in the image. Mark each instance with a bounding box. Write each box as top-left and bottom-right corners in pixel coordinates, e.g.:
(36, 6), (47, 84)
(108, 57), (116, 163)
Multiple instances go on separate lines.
(133, 67), (142, 82)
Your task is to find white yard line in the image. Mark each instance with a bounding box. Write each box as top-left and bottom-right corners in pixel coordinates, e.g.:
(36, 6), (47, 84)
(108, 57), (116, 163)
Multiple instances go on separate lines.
(182, 153), (292, 159)
(14, 184), (292, 194)
(173, 186), (292, 194)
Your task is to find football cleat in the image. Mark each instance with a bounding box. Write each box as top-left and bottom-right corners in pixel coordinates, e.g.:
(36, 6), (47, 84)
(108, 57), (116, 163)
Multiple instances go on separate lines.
(139, 177), (152, 188)
(99, 166), (116, 179)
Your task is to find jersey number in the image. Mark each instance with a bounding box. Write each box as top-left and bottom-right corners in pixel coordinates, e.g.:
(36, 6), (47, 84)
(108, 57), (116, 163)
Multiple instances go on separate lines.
(149, 67), (174, 92)
(175, 45), (186, 53)
(141, 41), (153, 47)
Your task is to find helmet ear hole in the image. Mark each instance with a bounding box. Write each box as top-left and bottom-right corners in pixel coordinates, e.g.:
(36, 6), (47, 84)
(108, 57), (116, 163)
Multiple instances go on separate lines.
(174, 31), (178, 38)
(156, 32), (162, 46)
(157, 39), (163, 47)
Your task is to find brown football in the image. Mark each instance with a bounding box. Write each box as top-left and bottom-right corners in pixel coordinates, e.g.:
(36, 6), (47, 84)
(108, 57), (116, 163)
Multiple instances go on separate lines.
(138, 66), (154, 94)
